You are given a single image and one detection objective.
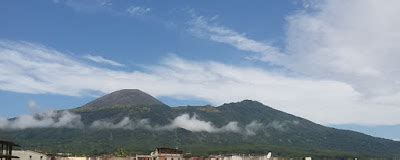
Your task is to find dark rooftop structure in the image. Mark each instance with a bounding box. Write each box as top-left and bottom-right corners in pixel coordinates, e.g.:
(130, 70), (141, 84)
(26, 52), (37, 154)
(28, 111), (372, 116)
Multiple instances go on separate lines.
(156, 148), (183, 154)
(0, 140), (19, 160)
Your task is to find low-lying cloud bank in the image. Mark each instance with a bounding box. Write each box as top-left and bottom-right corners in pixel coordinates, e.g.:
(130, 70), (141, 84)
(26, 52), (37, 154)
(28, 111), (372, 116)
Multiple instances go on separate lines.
(92, 114), (301, 135)
(91, 114), (253, 134)
(0, 111), (83, 130)
(88, 113), (299, 135)
(0, 112), (296, 135)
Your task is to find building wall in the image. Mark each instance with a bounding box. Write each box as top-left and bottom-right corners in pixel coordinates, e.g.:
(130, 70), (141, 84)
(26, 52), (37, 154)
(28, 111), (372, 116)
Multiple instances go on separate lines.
(156, 154), (182, 160)
(55, 157), (88, 160)
(217, 155), (281, 160)
(136, 154), (152, 160)
(51, 156), (137, 160)
(12, 150), (47, 160)
(151, 150), (183, 160)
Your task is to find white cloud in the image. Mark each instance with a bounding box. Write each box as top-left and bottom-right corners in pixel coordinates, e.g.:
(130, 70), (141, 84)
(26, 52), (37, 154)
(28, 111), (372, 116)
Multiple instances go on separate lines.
(91, 117), (152, 130)
(0, 111), (262, 135)
(163, 114), (221, 132)
(162, 114), (241, 133)
(126, 6), (151, 16)
(282, 0), (400, 98)
(244, 121), (263, 136)
(83, 54), (124, 67)
(91, 114), (256, 135)
(0, 110), (83, 130)
(1, 40), (400, 125)
(188, 16), (283, 62)
(90, 114), (298, 135)
(53, 0), (153, 20)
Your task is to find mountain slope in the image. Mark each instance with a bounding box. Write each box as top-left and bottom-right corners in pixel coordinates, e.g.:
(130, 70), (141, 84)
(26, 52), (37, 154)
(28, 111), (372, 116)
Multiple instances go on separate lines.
(76, 89), (165, 111)
(1, 89), (400, 158)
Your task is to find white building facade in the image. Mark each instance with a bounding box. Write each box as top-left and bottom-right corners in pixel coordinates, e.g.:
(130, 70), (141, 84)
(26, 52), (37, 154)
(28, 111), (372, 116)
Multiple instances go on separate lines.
(150, 148), (183, 160)
(12, 150), (47, 160)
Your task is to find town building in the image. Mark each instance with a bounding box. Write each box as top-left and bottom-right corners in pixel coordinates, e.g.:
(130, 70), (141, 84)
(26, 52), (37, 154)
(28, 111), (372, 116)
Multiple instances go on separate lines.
(12, 150), (47, 160)
(150, 148), (183, 160)
(0, 140), (19, 160)
(135, 154), (152, 160)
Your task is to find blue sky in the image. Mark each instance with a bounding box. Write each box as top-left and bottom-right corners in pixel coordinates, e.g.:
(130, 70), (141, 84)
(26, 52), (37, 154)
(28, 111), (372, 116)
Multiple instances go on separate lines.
(1, 0), (400, 139)
(1, 0), (294, 65)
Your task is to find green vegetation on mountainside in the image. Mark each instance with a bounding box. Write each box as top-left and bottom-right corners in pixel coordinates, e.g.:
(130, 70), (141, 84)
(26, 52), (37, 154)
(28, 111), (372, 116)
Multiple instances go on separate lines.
(1, 90), (399, 158)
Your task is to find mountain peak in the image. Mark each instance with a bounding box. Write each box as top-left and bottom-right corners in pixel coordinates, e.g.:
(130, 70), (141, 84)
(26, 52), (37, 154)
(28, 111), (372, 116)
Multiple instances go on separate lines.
(220, 100), (266, 108)
(77, 89), (165, 111)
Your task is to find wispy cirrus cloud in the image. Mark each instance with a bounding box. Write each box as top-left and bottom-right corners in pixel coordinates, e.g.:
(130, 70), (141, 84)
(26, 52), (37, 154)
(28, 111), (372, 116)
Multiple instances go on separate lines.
(126, 6), (151, 16)
(83, 54), (124, 67)
(188, 15), (284, 62)
(53, 0), (151, 18)
(53, 0), (113, 13)
(2, 40), (400, 125)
